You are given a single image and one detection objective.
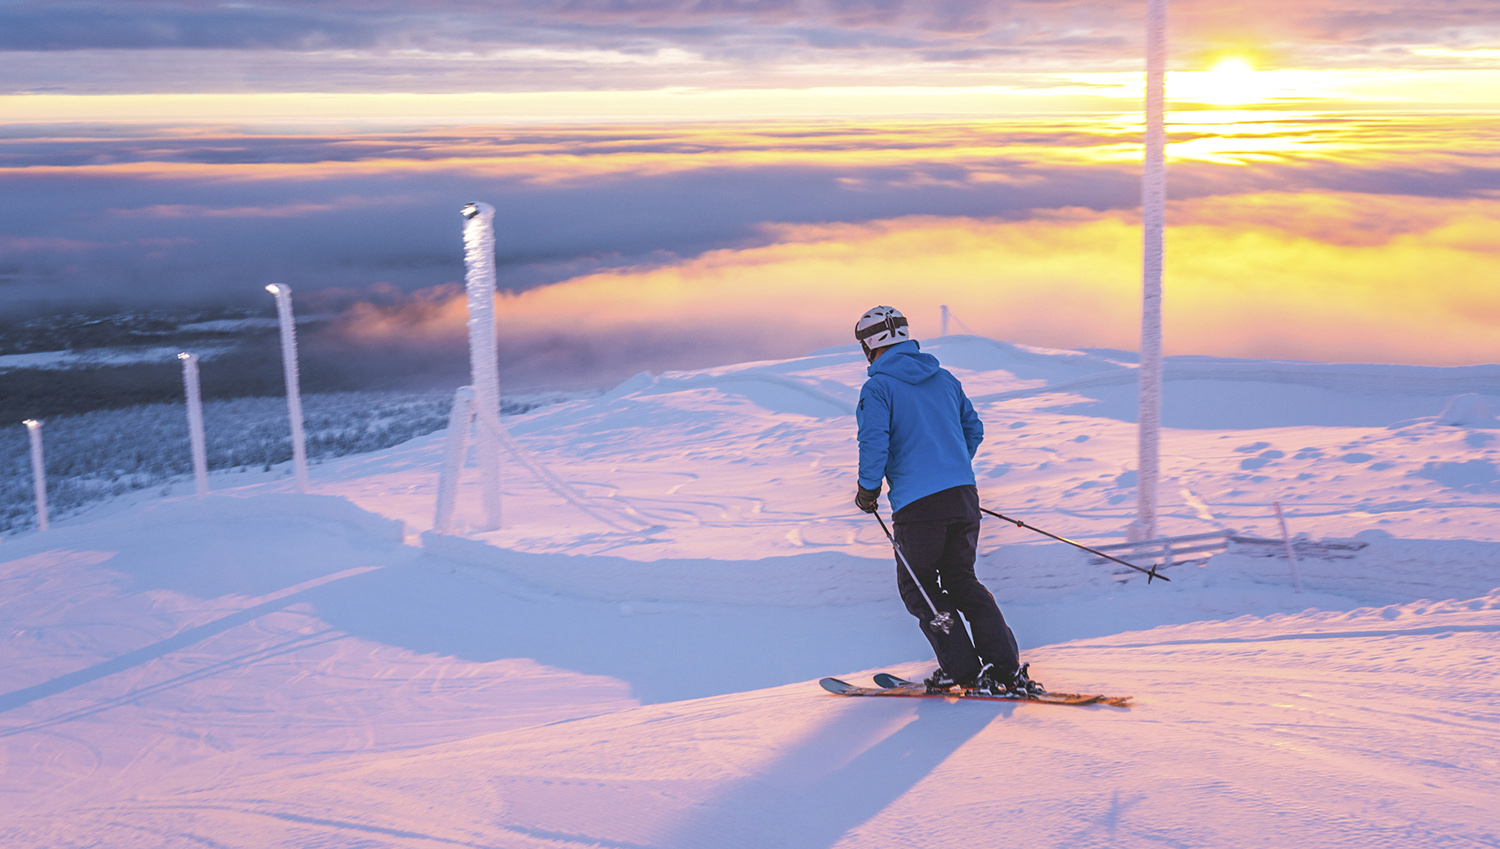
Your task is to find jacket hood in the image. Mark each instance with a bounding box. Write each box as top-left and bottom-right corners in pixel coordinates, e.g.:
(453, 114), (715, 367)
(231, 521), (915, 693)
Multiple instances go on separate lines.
(867, 340), (940, 384)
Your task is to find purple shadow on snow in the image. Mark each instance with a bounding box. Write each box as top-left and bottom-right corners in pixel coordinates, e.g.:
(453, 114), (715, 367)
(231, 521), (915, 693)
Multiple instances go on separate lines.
(1416, 460), (1500, 492)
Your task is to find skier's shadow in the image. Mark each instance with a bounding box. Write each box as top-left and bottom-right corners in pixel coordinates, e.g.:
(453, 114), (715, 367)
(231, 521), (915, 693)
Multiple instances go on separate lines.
(661, 696), (1004, 849)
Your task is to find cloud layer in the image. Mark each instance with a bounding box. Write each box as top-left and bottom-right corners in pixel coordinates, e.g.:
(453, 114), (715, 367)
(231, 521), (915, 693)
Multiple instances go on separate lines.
(1, 0), (1497, 94)
(3, 112), (1495, 316)
(2, 110), (1496, 386)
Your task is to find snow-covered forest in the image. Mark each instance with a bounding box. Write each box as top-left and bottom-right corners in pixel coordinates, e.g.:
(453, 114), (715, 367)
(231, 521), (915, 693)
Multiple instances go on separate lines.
(0, 390), (570, 535)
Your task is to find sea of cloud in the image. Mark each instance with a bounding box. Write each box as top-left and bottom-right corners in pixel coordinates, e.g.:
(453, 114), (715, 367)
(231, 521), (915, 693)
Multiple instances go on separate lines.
(1, 113), (1496, 388)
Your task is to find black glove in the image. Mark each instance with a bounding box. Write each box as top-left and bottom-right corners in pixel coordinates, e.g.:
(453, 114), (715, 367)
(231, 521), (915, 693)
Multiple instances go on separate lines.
(855, 485), (881, 514)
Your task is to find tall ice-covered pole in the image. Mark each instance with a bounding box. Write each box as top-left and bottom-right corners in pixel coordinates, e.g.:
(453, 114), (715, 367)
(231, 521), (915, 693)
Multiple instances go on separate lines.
(266, 283), (310, 493)
(1136, 0), (1167, 542)
(23, 419), (48, 531)
(178, 352), (210, 497)
(461, 201), (502, 529)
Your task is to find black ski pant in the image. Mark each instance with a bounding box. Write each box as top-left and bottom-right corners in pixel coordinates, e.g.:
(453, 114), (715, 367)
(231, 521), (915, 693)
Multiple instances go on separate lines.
(892, 515), (1020, 684)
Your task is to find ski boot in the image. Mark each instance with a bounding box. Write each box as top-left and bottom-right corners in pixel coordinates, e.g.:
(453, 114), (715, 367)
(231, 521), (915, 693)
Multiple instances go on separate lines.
(923, 667), (959, 694)
(1010, 662), (1046, 696)
(964, 662), (1011, 696)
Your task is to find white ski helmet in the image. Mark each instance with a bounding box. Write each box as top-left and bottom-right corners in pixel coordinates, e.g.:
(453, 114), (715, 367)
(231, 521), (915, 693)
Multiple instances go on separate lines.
(855, 305), (910, 361)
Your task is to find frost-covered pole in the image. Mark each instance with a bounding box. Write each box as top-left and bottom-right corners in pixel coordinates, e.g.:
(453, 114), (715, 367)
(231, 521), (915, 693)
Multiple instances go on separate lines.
(461, 202), (502, 530)
(265, 283), (310, 493)
(1273, 501), (1304, 594)
(1136, 0), (1167, 541)
(23, 419), (48, 531)
(178, 352), (210, 497)
(940, 304), (950, 337)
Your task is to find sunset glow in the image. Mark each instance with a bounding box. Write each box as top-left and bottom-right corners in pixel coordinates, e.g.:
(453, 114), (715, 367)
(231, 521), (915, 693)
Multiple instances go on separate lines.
(0, 0), (1495, 386)
(325, 189), (1500, 379)
(4, 65), (1499, 127)
(5, 4), (1500, 843)
(2, 102), (1497, 385)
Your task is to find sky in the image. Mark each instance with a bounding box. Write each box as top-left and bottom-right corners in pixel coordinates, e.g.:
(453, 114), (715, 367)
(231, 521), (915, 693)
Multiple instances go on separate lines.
(1, 0), (1498, 388)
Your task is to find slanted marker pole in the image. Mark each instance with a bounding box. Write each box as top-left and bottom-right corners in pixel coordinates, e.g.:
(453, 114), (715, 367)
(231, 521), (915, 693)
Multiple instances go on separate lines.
(178, 353), (210, 497)
(1136, 0), (1168, 542)
(1274, 501), (1304, 593)
(433, 386), (478, 534)
(461, 202), (502, 530)
(266, 284), (310, 493)
(23, 419), (48, 531)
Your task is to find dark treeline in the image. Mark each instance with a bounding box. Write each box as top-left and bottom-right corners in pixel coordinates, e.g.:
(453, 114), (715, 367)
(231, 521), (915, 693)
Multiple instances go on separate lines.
(0, 305), (264, 354)
(3, 335), (471, 420)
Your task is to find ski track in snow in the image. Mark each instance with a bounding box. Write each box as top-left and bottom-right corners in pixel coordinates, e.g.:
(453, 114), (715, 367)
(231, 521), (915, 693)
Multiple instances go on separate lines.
(3, 337), (1500, 847)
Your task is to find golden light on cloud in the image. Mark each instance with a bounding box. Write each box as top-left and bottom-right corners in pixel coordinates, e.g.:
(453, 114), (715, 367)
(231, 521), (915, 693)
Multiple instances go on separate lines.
(341, 193), (1500, 371)
(4, 66), (1498, 130)
(0, 86), (1124, 127)
(12, 109), (1492, 199)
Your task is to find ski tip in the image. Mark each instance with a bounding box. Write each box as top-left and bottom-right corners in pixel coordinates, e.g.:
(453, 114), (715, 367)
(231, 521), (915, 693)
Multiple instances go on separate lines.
(819, 677), (855, 694)
(872, 672), (915, 689)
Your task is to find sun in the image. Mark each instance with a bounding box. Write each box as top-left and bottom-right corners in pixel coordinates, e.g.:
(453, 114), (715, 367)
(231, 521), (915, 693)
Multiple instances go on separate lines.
(1203, 57), (1262, 104)
(1174, 56), (1271, 106)
(1211, 57), (1254, 78)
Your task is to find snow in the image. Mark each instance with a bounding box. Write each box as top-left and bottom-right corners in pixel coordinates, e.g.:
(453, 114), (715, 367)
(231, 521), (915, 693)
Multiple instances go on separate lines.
(1438, 393), (1500, 429)
(3, 337), (1499, 847)
(0, 345), (233, 372)
(173, 318), (281, 333)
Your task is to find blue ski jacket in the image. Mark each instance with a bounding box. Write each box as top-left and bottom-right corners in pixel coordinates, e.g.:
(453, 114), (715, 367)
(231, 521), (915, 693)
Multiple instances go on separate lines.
(856, 340), (984, 514)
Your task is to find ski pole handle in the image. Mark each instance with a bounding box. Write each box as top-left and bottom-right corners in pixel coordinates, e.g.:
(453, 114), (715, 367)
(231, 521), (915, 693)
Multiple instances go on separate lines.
(873, 513), (954, 634)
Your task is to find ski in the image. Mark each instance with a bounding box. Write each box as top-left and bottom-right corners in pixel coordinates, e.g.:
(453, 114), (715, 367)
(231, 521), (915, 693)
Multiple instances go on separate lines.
(819, 674), (1131, 708)
(876, 672), (1132, 707)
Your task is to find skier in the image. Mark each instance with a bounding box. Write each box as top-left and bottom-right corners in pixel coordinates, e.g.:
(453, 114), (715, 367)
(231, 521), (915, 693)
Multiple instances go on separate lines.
(853, 305), (1043, 696)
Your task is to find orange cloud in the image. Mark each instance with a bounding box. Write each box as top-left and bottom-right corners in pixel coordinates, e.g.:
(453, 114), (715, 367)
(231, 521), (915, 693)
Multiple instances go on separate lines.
(0, 235), (102, 255)
(332, 283), (468, 347)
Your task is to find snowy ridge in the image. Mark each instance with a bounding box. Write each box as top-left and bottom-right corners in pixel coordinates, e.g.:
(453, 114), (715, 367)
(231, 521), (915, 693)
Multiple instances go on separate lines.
(971, 353), (1500, 404)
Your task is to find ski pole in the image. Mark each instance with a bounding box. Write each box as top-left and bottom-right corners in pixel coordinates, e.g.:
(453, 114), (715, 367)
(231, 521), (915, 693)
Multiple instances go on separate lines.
(979, 507), (1170, 584)
(872, 512), (955, 634)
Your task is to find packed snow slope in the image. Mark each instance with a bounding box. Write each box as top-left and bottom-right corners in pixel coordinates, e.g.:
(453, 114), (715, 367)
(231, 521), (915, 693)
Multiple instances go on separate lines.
(4, 337), (1500, 848)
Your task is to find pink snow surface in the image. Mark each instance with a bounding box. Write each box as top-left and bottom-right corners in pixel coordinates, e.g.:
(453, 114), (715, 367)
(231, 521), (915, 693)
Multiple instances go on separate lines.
(3, 338), (1499, 847)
